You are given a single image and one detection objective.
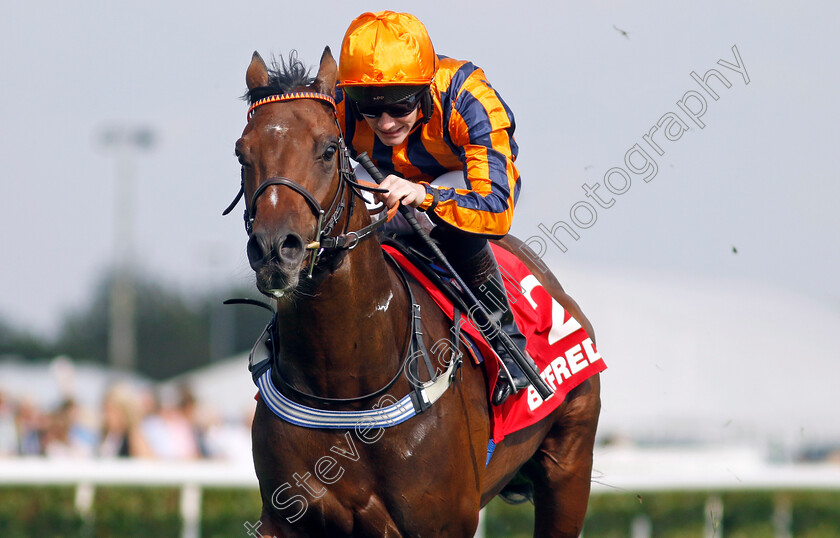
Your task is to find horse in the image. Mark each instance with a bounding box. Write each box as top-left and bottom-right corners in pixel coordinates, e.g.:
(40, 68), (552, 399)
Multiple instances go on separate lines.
(231, 47), (602, 537)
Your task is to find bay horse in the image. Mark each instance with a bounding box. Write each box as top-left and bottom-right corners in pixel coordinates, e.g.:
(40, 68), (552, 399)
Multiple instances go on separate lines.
(232, 47), (601, 537)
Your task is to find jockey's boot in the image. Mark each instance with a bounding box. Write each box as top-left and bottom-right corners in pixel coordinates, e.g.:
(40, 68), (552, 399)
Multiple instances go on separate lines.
(462, 245), (535, 406)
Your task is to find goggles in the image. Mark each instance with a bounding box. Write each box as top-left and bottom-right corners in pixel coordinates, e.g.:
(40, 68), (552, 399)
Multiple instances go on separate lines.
(355, 91), (423, 119)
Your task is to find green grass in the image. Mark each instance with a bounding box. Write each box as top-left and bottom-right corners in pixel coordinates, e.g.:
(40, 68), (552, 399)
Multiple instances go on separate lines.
(201, 487), (263, 538)
(485, 490), (840, 537)
(93, 486), (181, 537)
(0, 486), (83, 538)
(791, 492), (840, 537)
(2, 487), (840, 536)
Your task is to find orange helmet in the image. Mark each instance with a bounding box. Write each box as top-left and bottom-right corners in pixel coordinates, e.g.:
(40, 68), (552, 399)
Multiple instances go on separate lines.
(338, 11), (438, 89)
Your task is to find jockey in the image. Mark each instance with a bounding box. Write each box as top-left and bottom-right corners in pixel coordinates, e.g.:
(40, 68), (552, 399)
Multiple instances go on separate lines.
(336, 10), (538, 406)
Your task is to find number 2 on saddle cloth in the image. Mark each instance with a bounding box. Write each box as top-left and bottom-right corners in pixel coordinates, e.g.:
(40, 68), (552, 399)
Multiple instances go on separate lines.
(358, 167), (607, 443)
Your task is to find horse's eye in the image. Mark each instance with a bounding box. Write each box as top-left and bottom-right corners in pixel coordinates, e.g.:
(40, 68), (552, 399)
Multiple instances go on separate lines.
(322, 144), (337, 161)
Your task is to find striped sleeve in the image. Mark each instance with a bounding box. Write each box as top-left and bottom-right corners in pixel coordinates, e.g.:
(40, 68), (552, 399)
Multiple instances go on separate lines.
(423, 65), (521, 237)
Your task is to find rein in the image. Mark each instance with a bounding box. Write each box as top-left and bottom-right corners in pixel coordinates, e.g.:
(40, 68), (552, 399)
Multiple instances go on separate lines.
(248, 251), (463, 422)
(223, 90), (396, 275)
(230, 89), (461, 422)
(267, 251), (437, 406)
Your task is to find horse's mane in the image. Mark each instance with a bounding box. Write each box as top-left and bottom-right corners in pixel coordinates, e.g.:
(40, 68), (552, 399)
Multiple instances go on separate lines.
(243, 51), (314, 104)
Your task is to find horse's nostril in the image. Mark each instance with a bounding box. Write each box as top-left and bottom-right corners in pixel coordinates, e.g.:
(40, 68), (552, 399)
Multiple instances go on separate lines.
(280, 234), (303, 258)
(279, 234), (304, 261)
(247, 231), (306, 270)
(247, 233), (270, 270)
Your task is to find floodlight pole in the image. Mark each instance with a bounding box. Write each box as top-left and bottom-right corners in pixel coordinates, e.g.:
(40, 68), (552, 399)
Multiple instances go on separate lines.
(99, 125), (155, 371)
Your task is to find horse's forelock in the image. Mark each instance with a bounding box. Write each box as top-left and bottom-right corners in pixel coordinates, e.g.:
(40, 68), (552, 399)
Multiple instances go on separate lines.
(243, 50), (315, 105)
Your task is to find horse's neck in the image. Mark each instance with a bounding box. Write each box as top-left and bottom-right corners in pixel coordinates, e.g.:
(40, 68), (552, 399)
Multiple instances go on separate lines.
(273, 238), (409, 399)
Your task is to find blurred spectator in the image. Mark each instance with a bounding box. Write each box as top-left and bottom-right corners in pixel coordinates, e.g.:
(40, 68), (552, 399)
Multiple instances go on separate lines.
(99, 383), (154, 458)
(204, 407), (254, 465)
(179, 386), (211, 458)
(0, 378), (253, 461)
(15, 397), (45, 456)
(141, 385), (202, 460)
(0, 392), (18, 456)
(42, 398), (97, 459)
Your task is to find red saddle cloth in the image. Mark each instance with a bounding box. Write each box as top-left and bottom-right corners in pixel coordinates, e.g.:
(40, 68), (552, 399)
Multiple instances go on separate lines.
(384, 244), (606, 443)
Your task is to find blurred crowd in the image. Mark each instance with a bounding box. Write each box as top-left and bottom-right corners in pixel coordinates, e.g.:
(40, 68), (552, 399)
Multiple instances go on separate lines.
(0, 384), (253, 462)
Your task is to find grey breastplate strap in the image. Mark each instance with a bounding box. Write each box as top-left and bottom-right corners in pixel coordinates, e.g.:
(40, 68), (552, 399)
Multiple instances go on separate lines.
(247, 254), (463, 429)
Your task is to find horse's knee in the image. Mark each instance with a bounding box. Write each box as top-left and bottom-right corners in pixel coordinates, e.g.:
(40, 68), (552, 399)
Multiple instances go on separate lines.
(452, 501), (481, 537)
(255, 510), (285, 537)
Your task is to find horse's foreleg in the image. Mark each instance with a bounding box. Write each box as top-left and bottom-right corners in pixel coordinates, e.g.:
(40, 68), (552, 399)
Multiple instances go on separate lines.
(251, 509), (284, 538)
(529, 374), (601, 538)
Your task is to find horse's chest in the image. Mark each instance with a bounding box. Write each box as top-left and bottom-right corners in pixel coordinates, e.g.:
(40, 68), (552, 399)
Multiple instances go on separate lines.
(261, 416), (478, 536)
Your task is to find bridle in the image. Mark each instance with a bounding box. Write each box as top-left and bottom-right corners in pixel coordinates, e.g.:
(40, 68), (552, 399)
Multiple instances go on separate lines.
(229, 90), (463, 413)
(223, 91), (396, 276)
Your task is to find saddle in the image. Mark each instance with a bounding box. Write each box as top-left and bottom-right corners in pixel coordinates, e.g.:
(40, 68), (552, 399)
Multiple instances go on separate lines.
(382, 236), (606, 443)
(243, 233), (605, 444)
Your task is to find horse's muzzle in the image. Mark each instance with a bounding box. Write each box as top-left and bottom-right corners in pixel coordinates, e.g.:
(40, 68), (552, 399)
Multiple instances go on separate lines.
(247, 230), (307, 294)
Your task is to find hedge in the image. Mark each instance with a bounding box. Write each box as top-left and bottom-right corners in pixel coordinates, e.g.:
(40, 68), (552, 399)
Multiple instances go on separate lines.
(2, 487), (840, 536)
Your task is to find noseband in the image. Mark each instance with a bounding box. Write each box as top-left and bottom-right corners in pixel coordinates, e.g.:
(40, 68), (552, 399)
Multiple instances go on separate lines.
(224, 91), (394, 275)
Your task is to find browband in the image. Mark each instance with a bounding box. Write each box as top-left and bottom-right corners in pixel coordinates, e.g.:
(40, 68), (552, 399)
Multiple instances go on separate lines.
(248, 92), (336, 118)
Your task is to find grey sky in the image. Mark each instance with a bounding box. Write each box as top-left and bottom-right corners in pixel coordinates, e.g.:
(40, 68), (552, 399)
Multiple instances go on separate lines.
(2, 2), (838, 441)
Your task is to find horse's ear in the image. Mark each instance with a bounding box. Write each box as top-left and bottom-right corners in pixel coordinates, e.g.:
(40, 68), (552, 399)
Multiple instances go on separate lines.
(313, 46), (337, 98)
(246, 51), (270, 90)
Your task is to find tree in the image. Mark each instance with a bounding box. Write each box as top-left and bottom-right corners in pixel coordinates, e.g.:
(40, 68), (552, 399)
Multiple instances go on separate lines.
(0, 317), (56, 360)
(51, 271), (272, 379)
